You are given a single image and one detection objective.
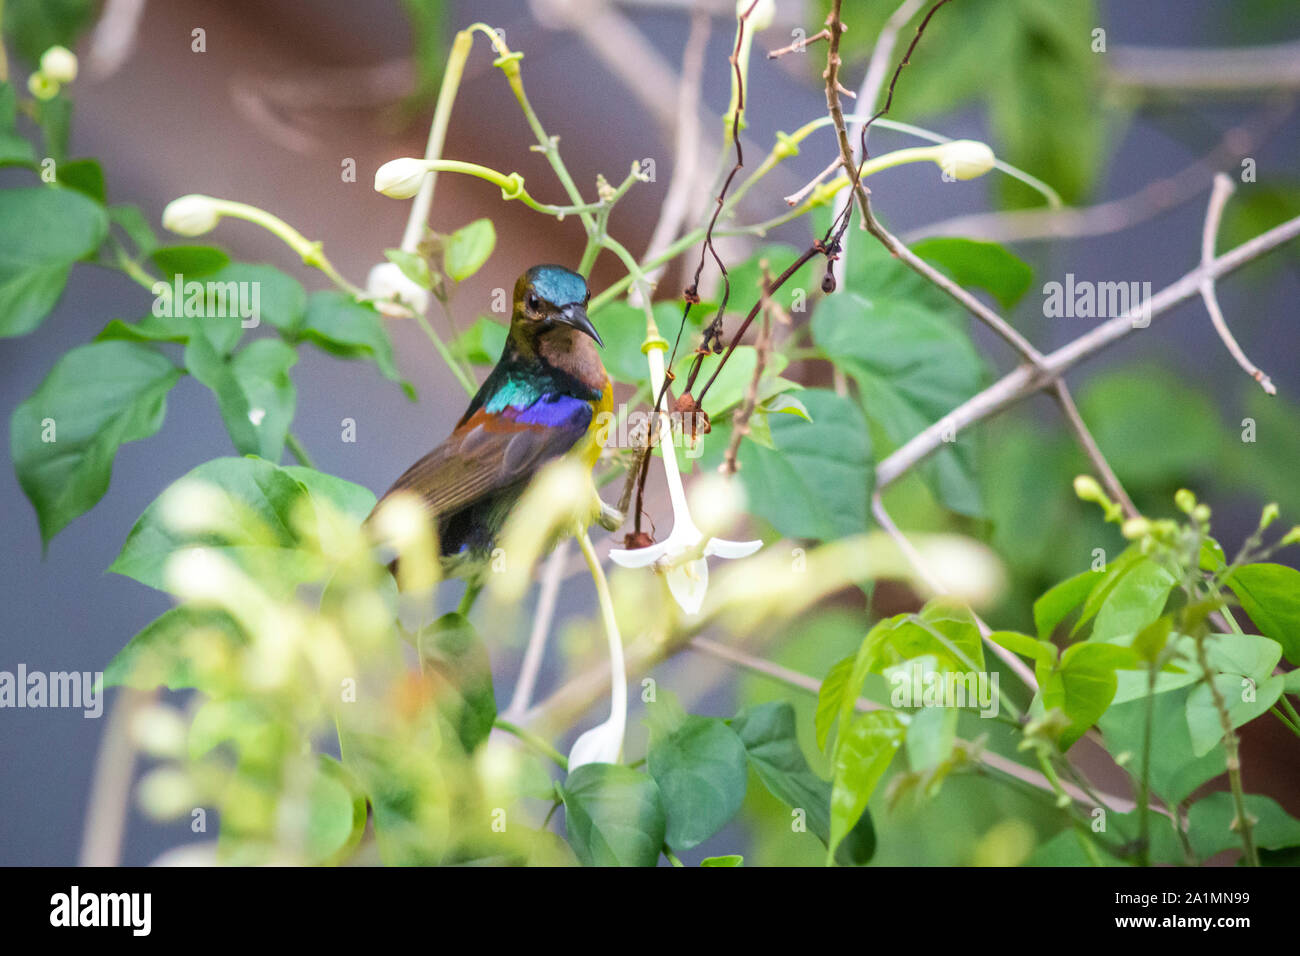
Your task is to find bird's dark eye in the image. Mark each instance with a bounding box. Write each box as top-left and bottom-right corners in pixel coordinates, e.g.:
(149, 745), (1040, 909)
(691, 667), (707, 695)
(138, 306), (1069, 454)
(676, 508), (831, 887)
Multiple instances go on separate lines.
(526, 293), (541, 313)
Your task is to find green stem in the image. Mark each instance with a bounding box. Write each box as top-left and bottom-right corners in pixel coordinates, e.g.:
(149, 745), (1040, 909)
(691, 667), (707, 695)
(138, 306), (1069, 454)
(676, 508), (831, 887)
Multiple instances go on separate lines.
(414, 309), (476, 395)
(458, 580), (483, 616)
(285, 432), (316, 469)
(1136, 662), (1157, 866)
(494, 717), (568, 770)
(482, 28), (596, 237)
(664, 846), (685, 867)
(1192, 630), (1259, 865)
(1270, 706), (1300, 738)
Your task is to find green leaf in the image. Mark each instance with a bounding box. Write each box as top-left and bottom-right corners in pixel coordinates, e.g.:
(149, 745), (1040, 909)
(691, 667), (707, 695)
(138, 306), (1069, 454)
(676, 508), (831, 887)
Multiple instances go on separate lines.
(647, 715), (749, 851)
(813, 291), (986, 516)
(829, 710), (904, 858)
(206, 262), (308, 335)
(815, 654), (855, 751)
(417, 612), (496, 753)
(989, 630), (1057, 688)
(1099, 686), (1226, 807)
(1089, 559), (1176, 642)
(384, 248), (433, 290)
(449, 316), (508, 366)
(102, 606), (245, 692)
(1043, 642), (1137, 749)
(55, 158), (106, 203)
(560, 763), (666, 867)
(1226, 563), (1300, 666)
(1034, 570), (1098, 639)
(0, 82), (37, 166)
(905, 705), (958, 772)
(108, 204), (158, 257)
(443, 218), (496, 282)
(186, 336), (298, 460)
(700, 854), (743, 866)
(280, 465), (376, 521)
(1185, 673), (1283, 758)
(308, 755), (368, 865)
(730, 388), (872, 541)
(910, 237), (1034, 309)
(149, 245), (231, 278)
(0, 186), (108, 337)
(11, 341), (180, 543)
(298, 291), (414, 399)
(590, 301), (708, 386)
(108, 456), (338, 593)
(730, 701), (876, 866)
(1187, 793), (1300, 861)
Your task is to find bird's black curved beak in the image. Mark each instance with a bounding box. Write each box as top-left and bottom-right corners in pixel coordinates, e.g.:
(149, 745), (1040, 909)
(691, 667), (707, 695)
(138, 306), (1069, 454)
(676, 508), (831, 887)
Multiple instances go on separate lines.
(557, 303), (603, 348)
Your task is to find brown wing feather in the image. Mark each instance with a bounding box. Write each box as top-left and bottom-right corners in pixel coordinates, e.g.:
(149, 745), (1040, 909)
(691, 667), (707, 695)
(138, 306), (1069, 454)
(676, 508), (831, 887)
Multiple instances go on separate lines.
(375, 408), (586, 520)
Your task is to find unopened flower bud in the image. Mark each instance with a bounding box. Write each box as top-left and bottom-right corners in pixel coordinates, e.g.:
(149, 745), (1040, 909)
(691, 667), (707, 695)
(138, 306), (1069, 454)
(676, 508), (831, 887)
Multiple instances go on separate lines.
(1073, 475), (1106, 505)
(1260, 502), (1280, 530)
(366, 262), (429, 317)
(934, 140), (996, 180)
(1121, 517), (1152, 540)
(40, 46), (79, 84)
(162, 194), (223, 237)
(374, 157), (431, 199)
(27, 72), (60, 101)
(1174, 488), (1197, 514)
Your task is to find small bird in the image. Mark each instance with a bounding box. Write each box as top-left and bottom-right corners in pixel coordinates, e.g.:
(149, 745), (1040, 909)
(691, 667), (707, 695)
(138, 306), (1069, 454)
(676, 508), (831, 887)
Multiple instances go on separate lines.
(373, 264), (612, 576)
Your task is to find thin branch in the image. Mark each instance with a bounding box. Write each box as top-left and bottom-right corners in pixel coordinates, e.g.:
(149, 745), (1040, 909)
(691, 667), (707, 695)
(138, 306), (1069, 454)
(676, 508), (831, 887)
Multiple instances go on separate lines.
(877, 212), (1300, 489)
(1200, 173), (1276, 395)
(1051, 380), (1138, 519)
(767, 28), (831, 59)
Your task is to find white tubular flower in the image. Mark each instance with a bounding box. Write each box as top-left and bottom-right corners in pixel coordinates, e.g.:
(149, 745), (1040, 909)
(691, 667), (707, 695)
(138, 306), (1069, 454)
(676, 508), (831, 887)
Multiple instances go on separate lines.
(40, 46), (79, 84)
(366, 261), (429, 317)
(608, 338), (762, 615)
(162, 194), (223, 237)
(374, 157), (433, 199)
(933, 139), (996, 181)
(567, 533), (628, 772)
(567, 709), (626, 771)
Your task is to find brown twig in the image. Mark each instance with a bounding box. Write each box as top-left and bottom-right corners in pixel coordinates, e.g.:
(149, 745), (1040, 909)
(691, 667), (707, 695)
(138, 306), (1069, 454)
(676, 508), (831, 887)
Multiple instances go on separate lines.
(767, 28), (831, 59)
(722, 265), (776, 474)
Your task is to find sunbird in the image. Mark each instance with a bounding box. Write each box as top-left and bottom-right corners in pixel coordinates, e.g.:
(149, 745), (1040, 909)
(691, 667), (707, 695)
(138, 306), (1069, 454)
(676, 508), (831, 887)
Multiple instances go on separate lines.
(374, 265), (613, 575)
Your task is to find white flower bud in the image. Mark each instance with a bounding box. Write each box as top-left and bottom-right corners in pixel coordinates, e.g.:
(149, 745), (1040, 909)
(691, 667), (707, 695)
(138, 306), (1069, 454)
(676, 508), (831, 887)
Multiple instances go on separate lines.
(162, 194), (223, 237)
(40, 45), (79, 84)
(366, 261), (429, 317)
(934, 139), (996, 180)
(374, 157), (432, 199)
